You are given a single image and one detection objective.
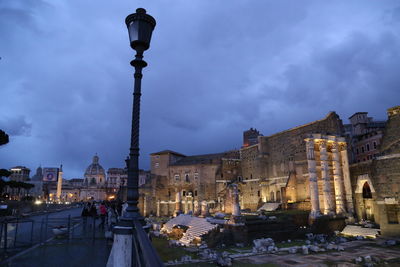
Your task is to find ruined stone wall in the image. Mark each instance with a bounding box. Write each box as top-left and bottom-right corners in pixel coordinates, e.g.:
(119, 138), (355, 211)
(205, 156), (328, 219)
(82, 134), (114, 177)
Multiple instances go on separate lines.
(349, 107), (400, 236)
(239, 112), (344, 211)
(240, 145), (267, 209)
(220, 159), (241, 182)
(150, 153), (171, 177)
(168, 164), (219, 201)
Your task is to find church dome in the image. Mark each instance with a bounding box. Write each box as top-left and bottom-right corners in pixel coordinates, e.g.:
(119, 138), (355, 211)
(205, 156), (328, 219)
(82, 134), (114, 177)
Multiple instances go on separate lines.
(85, 154), (105, 176)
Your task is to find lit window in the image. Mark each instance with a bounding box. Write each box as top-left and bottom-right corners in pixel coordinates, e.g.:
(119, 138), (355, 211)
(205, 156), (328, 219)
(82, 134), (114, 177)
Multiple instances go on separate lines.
(155, 162), (159, 168)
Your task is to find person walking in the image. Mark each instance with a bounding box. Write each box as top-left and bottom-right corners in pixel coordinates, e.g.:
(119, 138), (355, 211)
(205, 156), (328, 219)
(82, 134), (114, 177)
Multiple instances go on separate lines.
(89, 202), (98, 228)
(99, 202), (107, 229)
(81, 203), (89, 228)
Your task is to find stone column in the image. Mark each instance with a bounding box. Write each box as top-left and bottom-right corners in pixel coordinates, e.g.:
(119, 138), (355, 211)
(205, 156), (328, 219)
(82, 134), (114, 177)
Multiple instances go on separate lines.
(232, 184), (241, 217)
(340, 142), (355, 216)
(184, 197), (189, 214)
(143, 195), (147, 217)
(174, 191), (182, 216)
(156, 200), (160, 217)
(189, 197), (194, 214)
(306, 138), (321, 219)
(193, 200), (200, 216)
(200, 200), (209, 217)
(331, 142), (346, 214)
(319, 140), (335, 215)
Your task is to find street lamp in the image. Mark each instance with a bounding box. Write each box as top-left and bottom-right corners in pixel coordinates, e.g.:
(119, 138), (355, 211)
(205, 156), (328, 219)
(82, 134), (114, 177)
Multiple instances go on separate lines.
(123, 8), (156, 222)
(110, 7), (162, 267)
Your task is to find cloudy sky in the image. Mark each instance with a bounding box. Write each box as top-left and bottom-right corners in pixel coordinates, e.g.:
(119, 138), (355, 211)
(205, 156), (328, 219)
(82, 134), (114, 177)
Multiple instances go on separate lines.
(1, 1), (399, 178)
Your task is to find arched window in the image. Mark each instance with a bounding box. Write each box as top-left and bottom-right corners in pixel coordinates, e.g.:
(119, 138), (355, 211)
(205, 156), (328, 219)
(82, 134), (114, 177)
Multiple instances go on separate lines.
(362, 182), (372, 199)
(185, 174), (190, 182)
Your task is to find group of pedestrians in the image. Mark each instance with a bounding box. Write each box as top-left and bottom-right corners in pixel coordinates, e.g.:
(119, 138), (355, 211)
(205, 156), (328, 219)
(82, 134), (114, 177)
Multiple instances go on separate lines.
(81, 201), (118, 232)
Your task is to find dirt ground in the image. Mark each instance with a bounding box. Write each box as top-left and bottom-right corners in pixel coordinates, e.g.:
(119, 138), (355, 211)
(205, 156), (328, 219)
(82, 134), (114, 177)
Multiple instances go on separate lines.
(234, 240), (400, 267)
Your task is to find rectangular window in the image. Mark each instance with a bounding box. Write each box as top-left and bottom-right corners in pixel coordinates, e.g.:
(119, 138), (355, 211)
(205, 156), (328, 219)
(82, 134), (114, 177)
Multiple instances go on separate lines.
(366, 144), (370, 151)
(386, 205), (399, 224)
(362, 146), (365, 153)
(356, 148), (359, 155)
(373, 142), (377, 149)
(194, 190), (197, 196)
(194, 172), (199, 179)
(174, 174), (180, 180)
(155, 162), (159, 168)
(183, 191), (186, 196)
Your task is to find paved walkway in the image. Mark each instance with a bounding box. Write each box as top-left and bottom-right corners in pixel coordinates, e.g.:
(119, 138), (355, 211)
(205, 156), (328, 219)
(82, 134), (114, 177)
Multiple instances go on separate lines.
(2, 217), (112, 267)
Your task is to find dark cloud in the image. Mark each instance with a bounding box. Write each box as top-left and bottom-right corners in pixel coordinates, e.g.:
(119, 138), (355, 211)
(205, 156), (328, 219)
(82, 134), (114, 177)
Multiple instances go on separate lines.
(0, 0), (399, 177)
(0, 116), (32, 136)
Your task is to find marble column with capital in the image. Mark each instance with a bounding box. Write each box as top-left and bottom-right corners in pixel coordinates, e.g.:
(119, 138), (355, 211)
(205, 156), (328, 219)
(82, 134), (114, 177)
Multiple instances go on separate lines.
(331, 142), (346, 214)
(232, 184), (241, 217)
(174, 191), (182, 216)
(340, 143), (355, 216)
(306, 138), (321, 219)
(184, 197), (189, 214)
(156, 199), (160, 217)
(319, 140), (335, 215)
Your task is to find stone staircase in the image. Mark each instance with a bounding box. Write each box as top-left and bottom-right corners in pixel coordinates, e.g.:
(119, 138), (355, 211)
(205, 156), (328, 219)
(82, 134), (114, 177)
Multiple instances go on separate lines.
(161, 214), (218, 245)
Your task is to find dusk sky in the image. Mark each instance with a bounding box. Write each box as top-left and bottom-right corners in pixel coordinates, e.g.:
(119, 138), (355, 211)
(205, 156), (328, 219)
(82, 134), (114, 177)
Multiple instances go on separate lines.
(1, 1), (399, 178)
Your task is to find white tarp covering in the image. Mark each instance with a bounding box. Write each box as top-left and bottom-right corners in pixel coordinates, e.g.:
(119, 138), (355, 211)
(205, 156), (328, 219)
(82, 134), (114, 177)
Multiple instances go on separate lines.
(340, 225), (380, 238)
(257, 202), (281, 212)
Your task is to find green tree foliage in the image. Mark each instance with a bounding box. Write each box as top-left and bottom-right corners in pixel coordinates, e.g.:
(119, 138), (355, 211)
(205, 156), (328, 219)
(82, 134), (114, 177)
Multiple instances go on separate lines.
(0, 130), (9, 146)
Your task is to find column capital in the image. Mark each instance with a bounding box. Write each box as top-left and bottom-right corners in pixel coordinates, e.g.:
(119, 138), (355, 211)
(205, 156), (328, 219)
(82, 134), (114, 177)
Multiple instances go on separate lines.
(331, 142), (339, 151)
(338, 142), (347, 151)
(305, 138), (315, 160)
(304, 138), (314, 144)
(318, 139), (328, 149)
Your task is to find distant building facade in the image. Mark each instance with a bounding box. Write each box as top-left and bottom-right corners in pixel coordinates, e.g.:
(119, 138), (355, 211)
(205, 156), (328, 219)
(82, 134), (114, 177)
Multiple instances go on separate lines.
(9, 166), (30, 182)
(79, 155), (107, 201)
(243, 128), (262, 147)
(30, 166), (43, 181)
(344, 112), (386, 163)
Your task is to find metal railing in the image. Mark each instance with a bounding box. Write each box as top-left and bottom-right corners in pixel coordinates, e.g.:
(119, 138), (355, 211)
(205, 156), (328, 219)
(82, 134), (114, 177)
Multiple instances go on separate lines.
(131, 219), (164, 267)
(0, 214), (105, 262)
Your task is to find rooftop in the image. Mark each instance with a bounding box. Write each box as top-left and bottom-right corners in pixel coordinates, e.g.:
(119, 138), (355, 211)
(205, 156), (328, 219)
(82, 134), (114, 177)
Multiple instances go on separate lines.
(171, 151), (239, 166)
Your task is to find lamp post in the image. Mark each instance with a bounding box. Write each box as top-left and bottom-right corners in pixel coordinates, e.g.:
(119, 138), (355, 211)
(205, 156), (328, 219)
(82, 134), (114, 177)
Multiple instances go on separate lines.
(123, 8), (156, 222)
(107, 8), (163, 267)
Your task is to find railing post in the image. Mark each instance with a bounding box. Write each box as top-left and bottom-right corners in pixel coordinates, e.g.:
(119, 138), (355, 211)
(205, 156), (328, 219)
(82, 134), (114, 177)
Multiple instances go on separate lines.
(0, 221), (3, 249)
(71, 218), (75, 239)
(67, 215), (71, 240)
(39, 218), (43, 243)
(4, 222), (7, 254)
(30, 220), (34, 246)
(13, 218), (19, 248)
(44, 214), (49, 241)
(92, 217), (96, 240)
